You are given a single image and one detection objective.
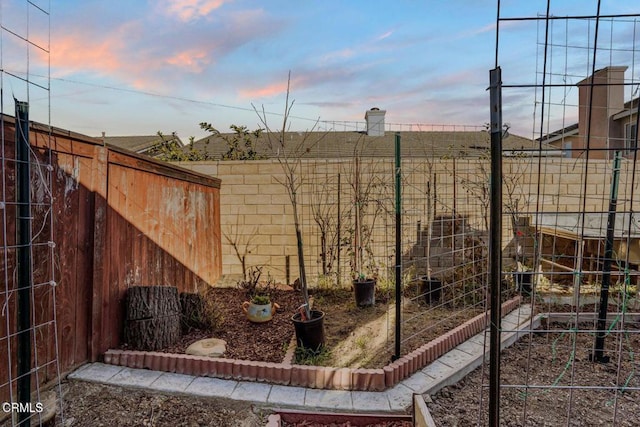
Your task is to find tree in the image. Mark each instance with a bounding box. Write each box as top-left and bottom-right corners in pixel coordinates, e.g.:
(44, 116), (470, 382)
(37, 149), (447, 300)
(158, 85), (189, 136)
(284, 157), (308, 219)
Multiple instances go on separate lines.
(253, 72), (327, 320)
(199, 123), (265, 160)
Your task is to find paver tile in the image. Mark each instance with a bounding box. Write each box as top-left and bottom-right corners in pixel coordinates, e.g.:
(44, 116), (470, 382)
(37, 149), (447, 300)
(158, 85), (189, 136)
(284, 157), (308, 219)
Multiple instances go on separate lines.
(386, 383), (413, 412)
(304, 389), (353, 411)
(230, 381), (272, 403)
(109, 367), (163, 388)
(267, 385), (306, 406)
(185, 376), (238, 398)
(150, 373), (195, 393)
(68, 363), (123, 383)
(351, 390), (391, 411)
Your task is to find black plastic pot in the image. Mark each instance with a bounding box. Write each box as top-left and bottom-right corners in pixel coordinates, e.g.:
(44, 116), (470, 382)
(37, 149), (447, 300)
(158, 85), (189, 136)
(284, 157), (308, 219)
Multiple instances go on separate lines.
(513, 272), (533, 295)
(420, 277), (442, 304)
(292, 310), (325, 351)
(353, 279), (376, 307)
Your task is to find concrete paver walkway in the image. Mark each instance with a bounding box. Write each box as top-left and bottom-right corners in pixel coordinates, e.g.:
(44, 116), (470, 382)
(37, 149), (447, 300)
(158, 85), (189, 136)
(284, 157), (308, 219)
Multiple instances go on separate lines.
(69, 305), (536, 413)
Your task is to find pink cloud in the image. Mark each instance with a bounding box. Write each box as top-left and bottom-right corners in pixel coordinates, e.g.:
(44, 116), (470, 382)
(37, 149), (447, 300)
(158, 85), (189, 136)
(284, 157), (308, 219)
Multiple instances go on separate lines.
(239, 81), (289, 99)
(46, 33), (126, 76)
(165, 49), (211, 72)
(160, 0), (228, 22)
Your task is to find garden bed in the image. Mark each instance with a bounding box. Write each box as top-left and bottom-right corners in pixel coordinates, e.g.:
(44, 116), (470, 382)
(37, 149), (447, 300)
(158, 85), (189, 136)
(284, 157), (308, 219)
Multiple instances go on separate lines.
(148, 286), (487, 369)
(426, 318), (640, 426)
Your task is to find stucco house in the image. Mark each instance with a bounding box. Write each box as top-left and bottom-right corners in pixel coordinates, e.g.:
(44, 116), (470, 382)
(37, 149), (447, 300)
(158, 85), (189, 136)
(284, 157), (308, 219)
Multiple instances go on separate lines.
(540, 66), (639, 159)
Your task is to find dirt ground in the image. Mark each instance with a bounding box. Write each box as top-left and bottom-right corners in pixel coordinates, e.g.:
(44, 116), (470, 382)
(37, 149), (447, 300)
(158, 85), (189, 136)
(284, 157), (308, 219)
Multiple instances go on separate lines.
(427, 320), (640, 426)
(149, 286), (483, 369)
(6, 293), (638, 426)
(48, 380), (261, 427)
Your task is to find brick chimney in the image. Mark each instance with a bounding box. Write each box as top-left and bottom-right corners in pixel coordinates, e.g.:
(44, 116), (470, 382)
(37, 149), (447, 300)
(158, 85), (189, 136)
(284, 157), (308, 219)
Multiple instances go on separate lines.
(577, 66), (627, 158)
(365, 108), (386, 136)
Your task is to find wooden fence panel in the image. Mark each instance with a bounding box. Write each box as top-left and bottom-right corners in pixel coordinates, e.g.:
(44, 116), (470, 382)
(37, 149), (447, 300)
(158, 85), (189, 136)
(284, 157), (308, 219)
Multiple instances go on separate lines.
(1, 115), (222, 403)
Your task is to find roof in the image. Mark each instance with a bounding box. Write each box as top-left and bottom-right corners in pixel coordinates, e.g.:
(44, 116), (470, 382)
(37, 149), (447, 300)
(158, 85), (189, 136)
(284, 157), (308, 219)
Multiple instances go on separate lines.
(102, 133), (183, 154)
(537, 123), (579, 144)
(188, 130), (555, 160)
(533, 212), (640, 239)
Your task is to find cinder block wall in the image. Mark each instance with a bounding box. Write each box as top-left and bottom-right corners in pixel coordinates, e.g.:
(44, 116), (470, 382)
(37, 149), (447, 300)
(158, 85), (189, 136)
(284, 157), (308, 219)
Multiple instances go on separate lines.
(177, 157), (633, 285)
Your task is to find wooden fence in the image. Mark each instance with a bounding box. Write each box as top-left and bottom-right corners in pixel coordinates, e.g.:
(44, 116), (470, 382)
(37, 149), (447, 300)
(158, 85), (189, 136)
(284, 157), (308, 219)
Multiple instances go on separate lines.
(0, 115), (221, 402)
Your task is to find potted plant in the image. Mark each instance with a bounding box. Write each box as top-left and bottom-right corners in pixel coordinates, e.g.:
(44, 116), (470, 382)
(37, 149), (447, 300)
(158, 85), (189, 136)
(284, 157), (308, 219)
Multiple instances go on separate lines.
(512, 261), (533, 295)
(242, 293), (280, 323)
(254, 72), (326, 351)
(419, 165), (442, 305)
(353, 272), (376, 307)
(348, 147), (385, 308)
(238, 266), (280, 323)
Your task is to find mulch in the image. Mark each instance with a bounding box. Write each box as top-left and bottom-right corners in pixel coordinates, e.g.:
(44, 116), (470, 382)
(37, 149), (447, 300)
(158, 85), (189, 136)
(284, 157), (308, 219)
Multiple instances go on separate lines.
(162, 288), (304, 363)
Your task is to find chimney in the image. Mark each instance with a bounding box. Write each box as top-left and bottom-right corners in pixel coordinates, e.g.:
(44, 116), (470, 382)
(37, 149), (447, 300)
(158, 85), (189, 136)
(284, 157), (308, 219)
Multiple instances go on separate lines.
(577, 66), (627, 158)
(365, 107), (386, 136)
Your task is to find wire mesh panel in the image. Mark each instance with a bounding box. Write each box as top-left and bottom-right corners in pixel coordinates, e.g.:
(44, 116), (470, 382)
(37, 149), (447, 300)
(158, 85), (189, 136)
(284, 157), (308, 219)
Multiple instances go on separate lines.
(1, 1), (61, 425)
(450, 1), (640, 425)
(295, 129), (501, 364)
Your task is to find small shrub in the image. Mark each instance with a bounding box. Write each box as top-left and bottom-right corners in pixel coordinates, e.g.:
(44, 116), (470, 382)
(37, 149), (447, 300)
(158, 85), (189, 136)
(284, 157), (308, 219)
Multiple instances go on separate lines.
(294, 345), (331, 365)
(251, 294), (271, 305)
(180, 289), (224, 332)
(237, 266), (277, 301)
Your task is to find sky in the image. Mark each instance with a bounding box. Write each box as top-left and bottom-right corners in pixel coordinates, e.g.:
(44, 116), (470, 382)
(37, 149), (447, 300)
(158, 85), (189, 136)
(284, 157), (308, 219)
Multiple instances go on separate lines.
(1, 0), (640, 141)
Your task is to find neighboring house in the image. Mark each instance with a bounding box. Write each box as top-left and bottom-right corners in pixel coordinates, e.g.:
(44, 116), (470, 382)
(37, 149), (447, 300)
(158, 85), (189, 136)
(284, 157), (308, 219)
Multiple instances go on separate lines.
(540, 66), (639, 159)
(189, 108), (557, 160)
(101, 132), (183, 158)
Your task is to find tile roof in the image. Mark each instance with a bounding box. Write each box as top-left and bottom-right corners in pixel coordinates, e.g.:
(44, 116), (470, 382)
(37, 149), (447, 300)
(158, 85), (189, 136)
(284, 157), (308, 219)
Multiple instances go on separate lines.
(188, 130), (554, 159)
(102, 133), (183, 153)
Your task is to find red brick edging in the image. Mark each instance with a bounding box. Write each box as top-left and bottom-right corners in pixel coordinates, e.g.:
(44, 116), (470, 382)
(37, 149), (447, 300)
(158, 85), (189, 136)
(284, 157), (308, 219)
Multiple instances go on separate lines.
(103, 296), (522, 391)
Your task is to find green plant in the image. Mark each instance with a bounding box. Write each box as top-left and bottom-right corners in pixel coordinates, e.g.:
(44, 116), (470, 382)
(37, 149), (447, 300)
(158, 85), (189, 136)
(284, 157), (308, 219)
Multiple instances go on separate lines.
(294, 344), (331, 365)
(345, 148), (388, 282)
(251, 294), (271, 305)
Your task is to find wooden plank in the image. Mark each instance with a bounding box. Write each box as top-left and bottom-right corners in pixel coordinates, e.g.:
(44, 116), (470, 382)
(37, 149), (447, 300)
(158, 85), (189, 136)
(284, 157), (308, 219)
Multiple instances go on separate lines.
(74, 155), (93, 364)
(107, 148), (221, 188)
(90, 146), (108, 361)
(32, 132), (97, 159)
(52, 152), (78, 371)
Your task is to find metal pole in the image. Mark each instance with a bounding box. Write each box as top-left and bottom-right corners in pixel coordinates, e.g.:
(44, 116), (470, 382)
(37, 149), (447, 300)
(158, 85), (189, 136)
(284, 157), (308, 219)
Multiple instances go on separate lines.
(394, 132), (402, 360)
(591, 150), (622, 363)
(488, 67), (503, 427)
(16, 100), (32, 426)
(337, 173), (341, 287)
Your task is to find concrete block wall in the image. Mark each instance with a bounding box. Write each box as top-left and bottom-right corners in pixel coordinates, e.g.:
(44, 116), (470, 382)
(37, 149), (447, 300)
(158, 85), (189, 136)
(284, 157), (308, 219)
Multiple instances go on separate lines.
(177, 156), (637, 285)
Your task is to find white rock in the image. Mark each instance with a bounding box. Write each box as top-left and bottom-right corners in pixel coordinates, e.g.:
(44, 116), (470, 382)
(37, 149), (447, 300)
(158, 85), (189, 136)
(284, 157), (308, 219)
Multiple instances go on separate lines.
(185, 338), (227, 357)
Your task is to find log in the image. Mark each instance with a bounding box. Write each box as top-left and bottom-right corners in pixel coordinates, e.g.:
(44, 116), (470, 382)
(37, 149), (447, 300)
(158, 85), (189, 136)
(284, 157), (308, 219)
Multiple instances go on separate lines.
(124, 286), (181, 351)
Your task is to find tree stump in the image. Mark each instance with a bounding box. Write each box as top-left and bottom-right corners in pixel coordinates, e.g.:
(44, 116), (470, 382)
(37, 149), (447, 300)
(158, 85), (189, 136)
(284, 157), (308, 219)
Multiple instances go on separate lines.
(124, 285), (181, 351)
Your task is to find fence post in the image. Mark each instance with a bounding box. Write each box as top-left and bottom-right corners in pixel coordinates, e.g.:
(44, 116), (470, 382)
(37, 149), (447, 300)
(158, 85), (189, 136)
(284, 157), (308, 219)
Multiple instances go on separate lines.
(488, 67), (503, 427)
(90, 145), (109, 361)
(15, 100), (32, 426)
(394, 132), (402, 360)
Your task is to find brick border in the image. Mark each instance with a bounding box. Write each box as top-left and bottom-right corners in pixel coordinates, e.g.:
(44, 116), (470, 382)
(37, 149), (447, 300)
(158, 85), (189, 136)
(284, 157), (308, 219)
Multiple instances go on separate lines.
(103, 296), (522, 391)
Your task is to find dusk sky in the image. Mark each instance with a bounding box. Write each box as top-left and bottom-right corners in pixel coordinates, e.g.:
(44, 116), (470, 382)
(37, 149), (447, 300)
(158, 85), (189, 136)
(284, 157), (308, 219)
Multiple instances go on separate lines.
(2, 1), (639, 140)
